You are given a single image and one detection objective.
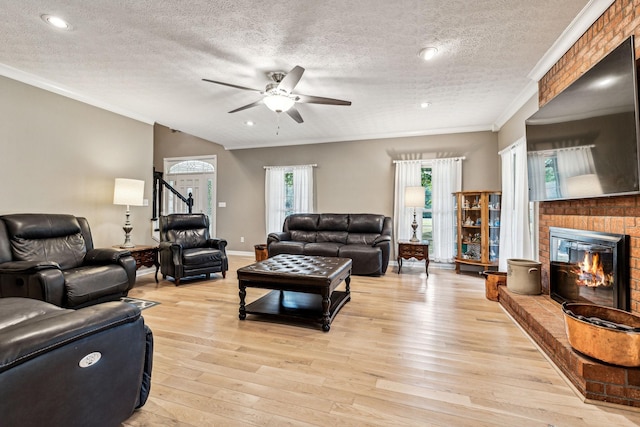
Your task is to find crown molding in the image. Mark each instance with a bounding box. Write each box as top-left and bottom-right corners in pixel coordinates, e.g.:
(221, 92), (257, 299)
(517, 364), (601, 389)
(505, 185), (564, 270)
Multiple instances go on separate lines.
(527, 0), (615, 81)
(0, 62), (155, 125)
(492, 81), (539, 131)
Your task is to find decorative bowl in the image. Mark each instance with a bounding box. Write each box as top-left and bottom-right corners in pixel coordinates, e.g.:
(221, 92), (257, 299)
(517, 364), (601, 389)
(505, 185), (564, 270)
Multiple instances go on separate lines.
(562, 303), (640, 367)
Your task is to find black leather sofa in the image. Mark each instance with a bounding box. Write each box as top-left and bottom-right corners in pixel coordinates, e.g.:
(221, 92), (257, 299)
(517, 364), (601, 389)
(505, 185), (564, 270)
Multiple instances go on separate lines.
(0, 213), (136, 308)
(267, 213), (393, 276)
(0, 297), (153, 427)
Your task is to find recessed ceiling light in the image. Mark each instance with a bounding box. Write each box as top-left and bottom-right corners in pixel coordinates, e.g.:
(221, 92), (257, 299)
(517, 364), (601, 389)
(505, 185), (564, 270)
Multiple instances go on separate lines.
(419, 47), (438, 61)
(245, 121), (255, 126)
(420, 102), (431, 109)
(41, 14), (72, 30)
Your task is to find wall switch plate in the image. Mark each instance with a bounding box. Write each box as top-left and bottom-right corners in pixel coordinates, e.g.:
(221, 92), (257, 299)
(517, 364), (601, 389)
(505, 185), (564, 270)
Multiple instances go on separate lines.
(240, 236), (245, 243)
(218, 202), (226, 208)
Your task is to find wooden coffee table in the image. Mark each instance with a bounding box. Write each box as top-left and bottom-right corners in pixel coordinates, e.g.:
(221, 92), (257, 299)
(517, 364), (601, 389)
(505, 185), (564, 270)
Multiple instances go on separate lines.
(237, 254), (352, 331)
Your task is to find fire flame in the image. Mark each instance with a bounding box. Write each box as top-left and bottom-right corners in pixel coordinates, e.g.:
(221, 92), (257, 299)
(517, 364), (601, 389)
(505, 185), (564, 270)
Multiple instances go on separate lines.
(575, 252), (612, 288)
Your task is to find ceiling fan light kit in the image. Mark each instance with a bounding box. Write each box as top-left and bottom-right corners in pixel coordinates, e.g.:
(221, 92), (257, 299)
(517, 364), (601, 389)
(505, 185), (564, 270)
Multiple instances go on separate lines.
(263, 94), (295, 112)
(203, 65), (351, 124)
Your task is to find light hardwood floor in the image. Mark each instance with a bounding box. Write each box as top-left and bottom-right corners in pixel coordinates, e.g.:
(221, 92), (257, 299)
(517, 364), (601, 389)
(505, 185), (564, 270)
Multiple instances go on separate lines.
(123, 255), (640, 426)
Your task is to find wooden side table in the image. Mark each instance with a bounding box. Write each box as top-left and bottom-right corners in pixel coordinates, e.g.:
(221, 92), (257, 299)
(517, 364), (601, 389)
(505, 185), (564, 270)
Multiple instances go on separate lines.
(397, 241), (429, 275)
(114, 245), (160, 283)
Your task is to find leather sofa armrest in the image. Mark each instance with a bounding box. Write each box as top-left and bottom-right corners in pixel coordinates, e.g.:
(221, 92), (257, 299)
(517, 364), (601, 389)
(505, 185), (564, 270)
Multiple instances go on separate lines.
(207, 238), (227, 251)
(373, 235), (391, 246)
(159, 241), (181, 251)
(0, 299), (142, 372)
(84, 248), (131, 265)
(268, 232), (290, 244)
(0, 260), (60, 274)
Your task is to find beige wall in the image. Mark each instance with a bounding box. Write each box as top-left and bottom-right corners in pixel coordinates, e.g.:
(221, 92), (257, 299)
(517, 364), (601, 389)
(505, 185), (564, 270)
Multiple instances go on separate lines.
(498, 94), (538, 151)
(0, 76), (154, 247)
(154, 124), (499, 252)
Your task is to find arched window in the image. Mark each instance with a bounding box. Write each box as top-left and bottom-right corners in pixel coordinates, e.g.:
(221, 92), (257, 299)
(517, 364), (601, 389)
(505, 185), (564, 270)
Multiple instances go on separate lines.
(168, 160), (215, 174)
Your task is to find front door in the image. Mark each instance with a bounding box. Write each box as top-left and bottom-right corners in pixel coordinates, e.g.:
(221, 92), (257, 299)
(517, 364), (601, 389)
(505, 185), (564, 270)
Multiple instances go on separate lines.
(163, 156), (217, 236)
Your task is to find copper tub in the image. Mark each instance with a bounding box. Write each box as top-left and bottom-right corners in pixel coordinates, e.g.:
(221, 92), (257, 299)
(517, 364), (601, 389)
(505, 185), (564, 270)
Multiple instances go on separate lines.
(562, 303), (640, 367)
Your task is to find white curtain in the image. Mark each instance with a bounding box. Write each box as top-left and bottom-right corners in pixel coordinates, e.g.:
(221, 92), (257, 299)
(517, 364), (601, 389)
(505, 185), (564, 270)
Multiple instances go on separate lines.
(431, 158), (462, 262)
(556, 146), (597, 197)
(499, 138), (533, 271)
(527, 152), (547, 201)
(393, 161), (422, 245)
(292, 165), (314, 213)
(265, 167), (287, 235)
(265, 165), (314, 236)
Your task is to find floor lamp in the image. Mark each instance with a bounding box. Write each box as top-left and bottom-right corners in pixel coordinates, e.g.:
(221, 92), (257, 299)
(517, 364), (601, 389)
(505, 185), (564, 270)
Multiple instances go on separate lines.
(113, 178), (145, 248)
(404, 186), (425, 242)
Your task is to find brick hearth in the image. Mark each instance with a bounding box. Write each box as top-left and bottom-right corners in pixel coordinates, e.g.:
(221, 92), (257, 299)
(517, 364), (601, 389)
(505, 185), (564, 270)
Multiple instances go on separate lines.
(499, 286), (640, 407)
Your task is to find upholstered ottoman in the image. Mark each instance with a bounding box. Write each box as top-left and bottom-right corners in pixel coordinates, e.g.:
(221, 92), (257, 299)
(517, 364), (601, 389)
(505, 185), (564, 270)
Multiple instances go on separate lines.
(237, 254), (352, 331)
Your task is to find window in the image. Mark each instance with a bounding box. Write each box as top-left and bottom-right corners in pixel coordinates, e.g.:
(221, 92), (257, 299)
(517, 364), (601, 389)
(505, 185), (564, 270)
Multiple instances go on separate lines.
(168, 160), (215, 174)
(284, 172), (294, 218)
(544, 155), (561, 199)
(420, 167), (433, 244)
(265, 165), (314, 234)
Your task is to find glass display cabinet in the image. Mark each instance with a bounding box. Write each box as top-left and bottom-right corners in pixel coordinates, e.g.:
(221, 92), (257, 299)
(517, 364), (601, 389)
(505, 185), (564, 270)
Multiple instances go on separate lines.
(454, 191), (501, 273)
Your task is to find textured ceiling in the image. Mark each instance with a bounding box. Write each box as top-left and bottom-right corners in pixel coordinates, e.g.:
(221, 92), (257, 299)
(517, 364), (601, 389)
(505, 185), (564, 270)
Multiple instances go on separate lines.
(0, 1), (597, 149)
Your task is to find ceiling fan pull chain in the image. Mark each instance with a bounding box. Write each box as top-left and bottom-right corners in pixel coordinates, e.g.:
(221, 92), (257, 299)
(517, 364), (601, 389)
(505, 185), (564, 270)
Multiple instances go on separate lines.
(276, 112), (281, 136)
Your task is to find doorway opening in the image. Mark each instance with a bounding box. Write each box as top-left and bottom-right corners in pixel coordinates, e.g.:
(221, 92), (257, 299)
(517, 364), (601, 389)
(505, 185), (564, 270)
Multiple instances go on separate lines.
(163, 155), (217, 236)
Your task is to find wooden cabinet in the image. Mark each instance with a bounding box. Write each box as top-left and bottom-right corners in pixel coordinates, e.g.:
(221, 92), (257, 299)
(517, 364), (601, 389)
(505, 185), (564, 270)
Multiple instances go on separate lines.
(454, 191), (501, 273)
(397, 241), (429, 275)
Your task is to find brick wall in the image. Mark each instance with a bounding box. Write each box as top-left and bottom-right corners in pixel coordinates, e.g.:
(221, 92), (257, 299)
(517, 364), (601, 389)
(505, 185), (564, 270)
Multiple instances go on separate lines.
(539, 0), (640, 106)
(538, 0), (640, 314)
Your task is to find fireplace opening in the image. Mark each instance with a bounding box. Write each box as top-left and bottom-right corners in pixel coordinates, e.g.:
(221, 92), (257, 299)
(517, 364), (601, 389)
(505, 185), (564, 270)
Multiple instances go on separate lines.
(549, 227), (629, 311)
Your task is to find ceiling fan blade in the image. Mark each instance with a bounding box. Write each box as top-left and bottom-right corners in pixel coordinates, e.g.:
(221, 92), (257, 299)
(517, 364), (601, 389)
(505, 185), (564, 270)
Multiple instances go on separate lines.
(286, 106), (304, 123)
(295, 94), (352, 106)
(278, 66), (305, 93)
(202, 79), (261, 93)
(228, 99), (263, 113)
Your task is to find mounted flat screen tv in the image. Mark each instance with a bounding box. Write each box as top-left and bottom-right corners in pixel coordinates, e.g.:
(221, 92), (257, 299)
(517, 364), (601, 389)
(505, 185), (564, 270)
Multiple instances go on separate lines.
(526, 36), (640, 201)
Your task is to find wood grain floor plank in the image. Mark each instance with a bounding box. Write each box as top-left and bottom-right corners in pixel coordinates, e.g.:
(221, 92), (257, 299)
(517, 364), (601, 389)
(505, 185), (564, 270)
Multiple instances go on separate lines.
(123, 255), (640, 426)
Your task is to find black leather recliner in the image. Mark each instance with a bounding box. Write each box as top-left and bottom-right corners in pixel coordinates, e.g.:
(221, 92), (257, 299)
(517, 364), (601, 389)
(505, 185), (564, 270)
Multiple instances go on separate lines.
(0, 213), (137, 308)
(0, 297), (153, 427)
(158, 213), (228, 285)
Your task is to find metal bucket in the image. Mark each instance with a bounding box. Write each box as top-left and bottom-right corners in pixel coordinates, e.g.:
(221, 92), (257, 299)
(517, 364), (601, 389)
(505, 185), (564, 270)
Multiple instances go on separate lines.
(482, 271), (507, 301)
(507, 259), (541, 295)
(254, 244), (268, 261)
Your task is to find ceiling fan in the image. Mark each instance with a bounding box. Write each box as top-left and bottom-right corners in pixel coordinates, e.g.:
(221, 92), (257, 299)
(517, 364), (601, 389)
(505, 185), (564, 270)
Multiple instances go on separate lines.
(202, 65), (351, 124)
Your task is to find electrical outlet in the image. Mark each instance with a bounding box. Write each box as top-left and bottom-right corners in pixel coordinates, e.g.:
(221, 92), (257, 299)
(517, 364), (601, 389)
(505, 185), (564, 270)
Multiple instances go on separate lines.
(240, 236), (245, 243)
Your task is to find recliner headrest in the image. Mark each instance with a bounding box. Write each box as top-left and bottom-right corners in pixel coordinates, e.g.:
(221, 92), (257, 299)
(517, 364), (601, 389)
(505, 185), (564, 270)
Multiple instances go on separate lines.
(1, 214), (81, 239)
(162, 214), (209, 231)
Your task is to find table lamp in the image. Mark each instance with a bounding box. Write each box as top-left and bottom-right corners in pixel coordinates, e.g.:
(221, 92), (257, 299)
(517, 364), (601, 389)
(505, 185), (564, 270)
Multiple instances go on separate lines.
(404, 186), (425, 242)
(113, 178), (145, 248)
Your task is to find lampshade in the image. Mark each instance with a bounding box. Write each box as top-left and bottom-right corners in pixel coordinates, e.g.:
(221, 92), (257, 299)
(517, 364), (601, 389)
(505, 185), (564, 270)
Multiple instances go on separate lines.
(113, 178), (145, 206)
(263, 94), (295, 112)
(404, 186), (425, 208)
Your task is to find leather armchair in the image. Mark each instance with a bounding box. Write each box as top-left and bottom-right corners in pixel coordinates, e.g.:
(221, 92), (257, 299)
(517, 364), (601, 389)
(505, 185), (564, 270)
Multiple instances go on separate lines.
(0, 214), (136, 308)
(0, 297), (153, 427)
(158, 213), (228, 285)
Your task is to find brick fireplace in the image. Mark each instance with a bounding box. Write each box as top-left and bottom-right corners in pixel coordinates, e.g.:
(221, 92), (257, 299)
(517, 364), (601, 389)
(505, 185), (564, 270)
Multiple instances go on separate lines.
(499, 196), (640, 408)
(549, 227), (629, 311)
(499, 0), (640, 407)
